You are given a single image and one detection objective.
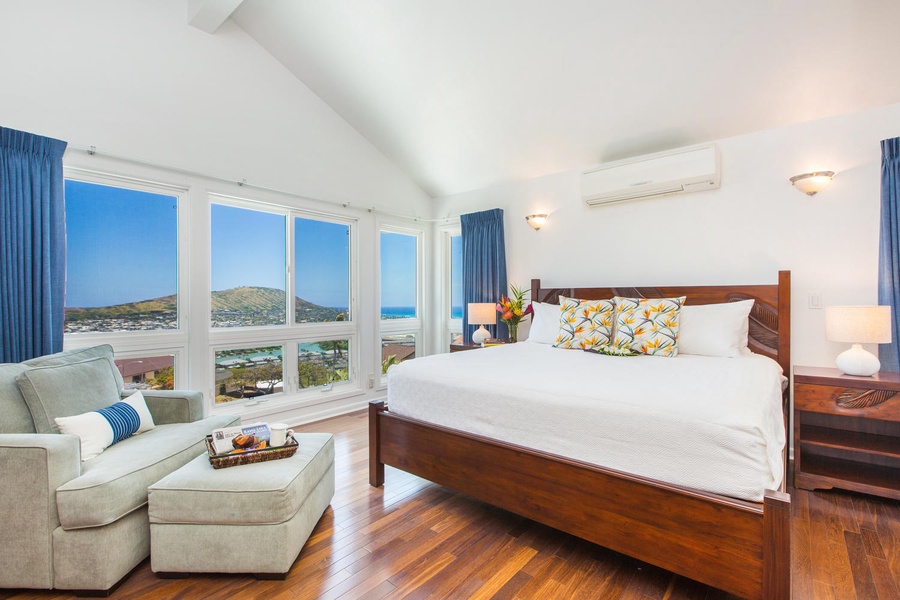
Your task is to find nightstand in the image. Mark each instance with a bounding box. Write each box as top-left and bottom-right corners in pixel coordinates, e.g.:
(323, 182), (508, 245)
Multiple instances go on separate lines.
(450, 342), (482, 352)
(793, 366), (900, 500)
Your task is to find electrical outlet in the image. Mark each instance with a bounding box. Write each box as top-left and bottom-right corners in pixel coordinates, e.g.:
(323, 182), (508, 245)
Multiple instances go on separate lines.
(368, 373), (375, 389)
(808, 293), (822, 309)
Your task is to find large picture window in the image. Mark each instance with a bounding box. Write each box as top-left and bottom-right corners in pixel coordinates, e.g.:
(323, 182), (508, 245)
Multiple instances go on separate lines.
(65, 179), (178, 333)
(210, 204), (287, 327)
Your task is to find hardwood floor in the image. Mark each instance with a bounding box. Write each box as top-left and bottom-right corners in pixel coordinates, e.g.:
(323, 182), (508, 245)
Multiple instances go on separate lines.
(3, 410), (899, 600)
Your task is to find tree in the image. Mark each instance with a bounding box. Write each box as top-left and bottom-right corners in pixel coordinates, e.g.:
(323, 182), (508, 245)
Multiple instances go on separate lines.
(252, 361), (283, 394)
(148, 366), (174, 390)
(382, 354), (399, 375)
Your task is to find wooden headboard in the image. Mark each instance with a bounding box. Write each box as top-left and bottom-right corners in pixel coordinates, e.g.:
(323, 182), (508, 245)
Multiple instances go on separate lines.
(531, 270), (791, 374)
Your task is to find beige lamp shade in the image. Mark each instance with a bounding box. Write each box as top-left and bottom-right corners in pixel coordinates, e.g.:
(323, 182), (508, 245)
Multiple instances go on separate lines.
(825, 306), (892, 344)
(467, 303), (497, 325)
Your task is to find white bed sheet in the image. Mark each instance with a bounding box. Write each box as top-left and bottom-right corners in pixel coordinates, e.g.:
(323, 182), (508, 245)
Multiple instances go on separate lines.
(386, 343), (786, 502)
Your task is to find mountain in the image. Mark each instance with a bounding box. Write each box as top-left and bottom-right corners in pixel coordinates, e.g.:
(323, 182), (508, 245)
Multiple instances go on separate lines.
(65, 287), (345, 323)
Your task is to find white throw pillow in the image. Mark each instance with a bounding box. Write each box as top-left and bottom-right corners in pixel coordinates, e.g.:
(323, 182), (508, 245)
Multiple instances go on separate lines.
(526, 301), (562, 344)
(678, 299), (755, 358)
(122, 391), (156, 434)
(55, 391), (156, 461)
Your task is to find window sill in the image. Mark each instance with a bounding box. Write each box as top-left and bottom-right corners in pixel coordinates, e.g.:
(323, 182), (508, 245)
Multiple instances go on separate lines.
(209, 385), (366, 420)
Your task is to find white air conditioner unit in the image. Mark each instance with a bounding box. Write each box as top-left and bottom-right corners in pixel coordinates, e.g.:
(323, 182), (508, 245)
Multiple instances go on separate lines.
(581, 144), (720, 207)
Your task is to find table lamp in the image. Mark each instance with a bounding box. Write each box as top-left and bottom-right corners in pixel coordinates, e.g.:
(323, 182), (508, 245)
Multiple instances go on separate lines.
(468, 302), (496, 345)
(825, 305), (892, 376)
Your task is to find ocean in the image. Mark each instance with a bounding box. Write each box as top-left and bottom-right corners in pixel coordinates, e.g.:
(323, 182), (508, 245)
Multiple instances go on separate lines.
(381, 306), (416, 319)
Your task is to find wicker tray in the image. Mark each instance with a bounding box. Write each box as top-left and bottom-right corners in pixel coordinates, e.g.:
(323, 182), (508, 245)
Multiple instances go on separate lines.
(205, 435), (298, 469)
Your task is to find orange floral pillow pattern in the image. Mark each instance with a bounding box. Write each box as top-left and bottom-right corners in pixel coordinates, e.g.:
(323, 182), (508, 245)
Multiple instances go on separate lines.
(554, 296), (615, 350)
(612, 296), (685, 357)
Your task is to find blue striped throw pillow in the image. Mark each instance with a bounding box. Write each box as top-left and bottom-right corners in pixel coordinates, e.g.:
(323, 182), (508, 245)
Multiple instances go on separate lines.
(54, 391), (156, 461)
(96, 402), (141, 444)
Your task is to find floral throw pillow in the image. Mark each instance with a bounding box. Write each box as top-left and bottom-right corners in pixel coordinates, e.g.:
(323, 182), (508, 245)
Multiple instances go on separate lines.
(612, 296), (686, 357)
(554, 296), (615, 350)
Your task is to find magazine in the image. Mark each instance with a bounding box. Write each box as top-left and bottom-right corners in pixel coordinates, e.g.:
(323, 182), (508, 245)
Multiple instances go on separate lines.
(210, 422), (271, 455)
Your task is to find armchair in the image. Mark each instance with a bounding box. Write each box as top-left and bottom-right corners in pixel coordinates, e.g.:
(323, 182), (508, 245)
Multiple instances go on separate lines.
(0, 345), (239, 594)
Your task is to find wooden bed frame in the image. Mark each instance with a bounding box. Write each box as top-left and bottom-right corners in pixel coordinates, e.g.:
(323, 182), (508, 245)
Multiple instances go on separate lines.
(369, 270), (792, 599)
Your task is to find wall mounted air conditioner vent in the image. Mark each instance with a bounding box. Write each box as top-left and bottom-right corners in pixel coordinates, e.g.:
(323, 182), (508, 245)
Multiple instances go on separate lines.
(581, 144), (720, 207)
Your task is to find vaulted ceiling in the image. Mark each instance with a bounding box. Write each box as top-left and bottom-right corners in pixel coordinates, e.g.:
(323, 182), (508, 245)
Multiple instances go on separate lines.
(223, 1), (900, 198)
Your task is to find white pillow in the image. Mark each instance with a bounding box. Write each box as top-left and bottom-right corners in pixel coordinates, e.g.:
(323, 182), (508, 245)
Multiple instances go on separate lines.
(55, 391), (156, 461)
(526, 301), (562, 344)
(678, 299), (754, 358)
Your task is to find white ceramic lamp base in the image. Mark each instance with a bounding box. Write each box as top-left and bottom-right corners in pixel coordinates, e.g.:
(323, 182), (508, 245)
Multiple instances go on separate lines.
(835, 343), (881, 377)
(472, 326), (491, 345)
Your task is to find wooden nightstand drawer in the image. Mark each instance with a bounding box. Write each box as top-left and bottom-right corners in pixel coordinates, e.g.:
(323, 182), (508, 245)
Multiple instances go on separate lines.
(793, 366), (900, 500)
(794, 382), (900, 419)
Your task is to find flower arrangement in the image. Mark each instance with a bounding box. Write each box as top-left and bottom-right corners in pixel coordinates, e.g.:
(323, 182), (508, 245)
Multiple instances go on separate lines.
(496, 284), (533, 342)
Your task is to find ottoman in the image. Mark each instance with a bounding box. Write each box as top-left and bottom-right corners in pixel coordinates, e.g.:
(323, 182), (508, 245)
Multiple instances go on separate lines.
(148, 432), (335, 578)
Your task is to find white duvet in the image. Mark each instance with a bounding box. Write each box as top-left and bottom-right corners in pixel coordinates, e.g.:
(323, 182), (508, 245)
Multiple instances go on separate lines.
(387, 343), (786, 502)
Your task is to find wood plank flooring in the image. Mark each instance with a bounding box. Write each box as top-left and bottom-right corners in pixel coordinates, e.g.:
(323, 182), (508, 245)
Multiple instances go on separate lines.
(3, 410), (898, 599)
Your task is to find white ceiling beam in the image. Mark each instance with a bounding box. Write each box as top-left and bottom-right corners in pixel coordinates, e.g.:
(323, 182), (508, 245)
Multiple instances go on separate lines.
(188, 0), (246, 34)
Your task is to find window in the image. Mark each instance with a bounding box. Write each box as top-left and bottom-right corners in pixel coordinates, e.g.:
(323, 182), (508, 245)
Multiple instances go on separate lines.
(380, 231), (417, 320)
(440, 227), (463, 349)
(378, 225), (422, 382)
(450, 234), (462, 320)
(298, 340), (350, 388)
(294, 217), (351, 323)
(210, 204), (287, 327)
(115, 355), (175, 390)
(208, 197), (358, 409)
(64, 179), (178, 333)
(214, 345), (284, 404)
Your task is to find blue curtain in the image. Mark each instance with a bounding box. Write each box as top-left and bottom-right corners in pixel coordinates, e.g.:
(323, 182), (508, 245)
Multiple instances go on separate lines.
(879, 137), (900, 372)
(461, 208), (507, 343)
(0, 127), (68, 362)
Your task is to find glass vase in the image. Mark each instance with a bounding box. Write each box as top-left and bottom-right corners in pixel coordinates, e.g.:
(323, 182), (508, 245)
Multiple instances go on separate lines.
(508, 321), (518, 343)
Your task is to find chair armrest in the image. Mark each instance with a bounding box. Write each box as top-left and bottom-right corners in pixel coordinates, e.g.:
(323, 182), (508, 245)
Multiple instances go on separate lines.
(0, 434), (81, 589)
(128, 389), (204, 424)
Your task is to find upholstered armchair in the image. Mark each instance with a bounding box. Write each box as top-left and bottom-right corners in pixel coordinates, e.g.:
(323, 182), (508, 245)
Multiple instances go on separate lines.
(0, 345), (239, 593)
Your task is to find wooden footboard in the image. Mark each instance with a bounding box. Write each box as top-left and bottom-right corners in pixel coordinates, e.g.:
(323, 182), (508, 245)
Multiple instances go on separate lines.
(369, 400), (791, 600)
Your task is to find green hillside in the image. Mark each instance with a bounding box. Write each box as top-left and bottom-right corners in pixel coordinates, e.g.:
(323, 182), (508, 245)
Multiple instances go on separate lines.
(65, 287), (345, 323)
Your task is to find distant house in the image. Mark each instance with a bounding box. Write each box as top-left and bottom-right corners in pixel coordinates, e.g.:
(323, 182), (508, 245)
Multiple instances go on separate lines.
(115, 356), (174, 387)
(381, 344), (416, 364)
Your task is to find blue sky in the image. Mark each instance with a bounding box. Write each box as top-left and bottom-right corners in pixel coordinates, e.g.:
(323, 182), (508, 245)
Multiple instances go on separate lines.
(65, 181), (417, 309)
(380, 232), (416, 307)
(451, 235), (462, 315)
(65, 180), (177, 307)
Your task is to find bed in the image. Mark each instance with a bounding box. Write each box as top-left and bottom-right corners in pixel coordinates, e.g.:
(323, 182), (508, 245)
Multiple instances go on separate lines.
(369, 271), (791, 599)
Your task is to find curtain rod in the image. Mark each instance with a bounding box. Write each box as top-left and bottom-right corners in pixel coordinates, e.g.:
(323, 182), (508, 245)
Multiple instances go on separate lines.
(66, 143), (460, 224)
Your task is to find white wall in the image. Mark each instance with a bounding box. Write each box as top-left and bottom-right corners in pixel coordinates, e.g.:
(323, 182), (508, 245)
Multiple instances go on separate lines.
(434, 102), (900, 370)
(0, 0), (430, 215)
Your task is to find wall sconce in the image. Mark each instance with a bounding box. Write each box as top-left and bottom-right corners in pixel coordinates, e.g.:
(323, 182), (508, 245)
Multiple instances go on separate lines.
(525, 214), (548, 230)
(790, 171), (835, 196)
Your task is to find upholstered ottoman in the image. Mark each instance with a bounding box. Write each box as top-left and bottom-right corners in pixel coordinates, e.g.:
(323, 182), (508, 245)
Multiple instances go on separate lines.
(148, 432), (334, 578)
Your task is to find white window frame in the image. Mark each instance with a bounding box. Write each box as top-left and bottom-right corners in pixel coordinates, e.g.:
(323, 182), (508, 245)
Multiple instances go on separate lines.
(61, 168), (191, 386)
(207, 194), (361, 415)
(377, 221), (424, 386)
(440, 223), (463, 351)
